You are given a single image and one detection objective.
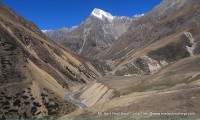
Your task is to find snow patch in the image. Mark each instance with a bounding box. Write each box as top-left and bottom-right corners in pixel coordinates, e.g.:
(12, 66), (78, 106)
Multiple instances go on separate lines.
(132, 14), (145, 18)
(70, 26), (78, 31)
(41, 30), (51, 33)
(92, 8), (114, 22)
(91, 8), (144, 22)
(42, 27), (68, 33)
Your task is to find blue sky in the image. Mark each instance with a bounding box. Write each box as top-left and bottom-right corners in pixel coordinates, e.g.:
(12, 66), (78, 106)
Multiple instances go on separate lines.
(0, 0), (162, 30)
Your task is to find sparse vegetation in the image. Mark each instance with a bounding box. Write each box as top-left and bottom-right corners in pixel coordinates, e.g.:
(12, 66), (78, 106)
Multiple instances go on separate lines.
(22, 95), (29, 99)
(148, 39), (190, 62)
(24, 101), (30, 105)
(33, 102), (41, 107)
(1, 0), (200, 119)
(13, 99), (21, 107)
(31, 106), (37, 115)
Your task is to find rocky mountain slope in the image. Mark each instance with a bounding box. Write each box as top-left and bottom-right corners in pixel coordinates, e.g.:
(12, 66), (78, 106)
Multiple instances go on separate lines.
(61, 0), (200, 119)
(0, 3), (100, 119)
(63, 55), (200, 119)
(2, 0), (200, 119)
(43, 8), (143, 58)
(97, 0), (200, 76)
(42, 28), (69, 42)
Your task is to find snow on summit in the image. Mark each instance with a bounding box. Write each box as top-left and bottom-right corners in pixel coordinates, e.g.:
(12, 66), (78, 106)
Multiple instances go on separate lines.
(91, 8), (145, 22)
(92, 8), (114, 21)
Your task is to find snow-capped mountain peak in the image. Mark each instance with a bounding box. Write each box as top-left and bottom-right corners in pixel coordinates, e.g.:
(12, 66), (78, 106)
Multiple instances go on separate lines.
(133, 14), (145, 18)
(91, 8), (114, 22)
(42, 30), (51, 33)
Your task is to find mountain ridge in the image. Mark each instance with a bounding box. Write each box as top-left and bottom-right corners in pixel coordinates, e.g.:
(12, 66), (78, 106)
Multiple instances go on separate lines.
(1, 0), (200, 119)
(61, 0), (200, 118)
(43, 8), (144, 58)
(0, 2), (101, 118)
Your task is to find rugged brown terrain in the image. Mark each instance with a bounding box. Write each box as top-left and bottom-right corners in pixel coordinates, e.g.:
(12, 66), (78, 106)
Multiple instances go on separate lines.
(1, 0), (200, 119)
(60, 0), (200, 119)
(63, 56), (200, 119)
(98, 0), (200, 76)
(43, 9), (142, 58)
(0, 3), (100, 119)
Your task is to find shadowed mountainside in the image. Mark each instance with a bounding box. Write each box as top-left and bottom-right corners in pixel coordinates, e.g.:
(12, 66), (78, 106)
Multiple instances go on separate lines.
(0, 3), (100, 119)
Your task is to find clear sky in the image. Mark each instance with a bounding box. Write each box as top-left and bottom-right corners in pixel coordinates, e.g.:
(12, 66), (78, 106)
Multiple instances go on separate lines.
(0, 0), (162, 30)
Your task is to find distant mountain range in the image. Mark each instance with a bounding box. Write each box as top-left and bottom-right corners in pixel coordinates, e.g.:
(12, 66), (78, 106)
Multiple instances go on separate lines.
(43, 8), (144, 58)
(43, 0), (200, 77)
(62, 0), (200, 118)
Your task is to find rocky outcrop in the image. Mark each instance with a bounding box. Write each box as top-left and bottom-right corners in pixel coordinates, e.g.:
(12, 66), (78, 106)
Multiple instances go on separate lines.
(114, 28), (200, 76)
(79, 81), (117, 107)
(42, 28), (69, 41)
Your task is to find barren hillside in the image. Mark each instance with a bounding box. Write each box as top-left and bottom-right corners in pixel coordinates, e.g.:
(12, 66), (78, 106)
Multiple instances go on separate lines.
(0, 3), (100, 119)
(1, 0), (200, 119)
